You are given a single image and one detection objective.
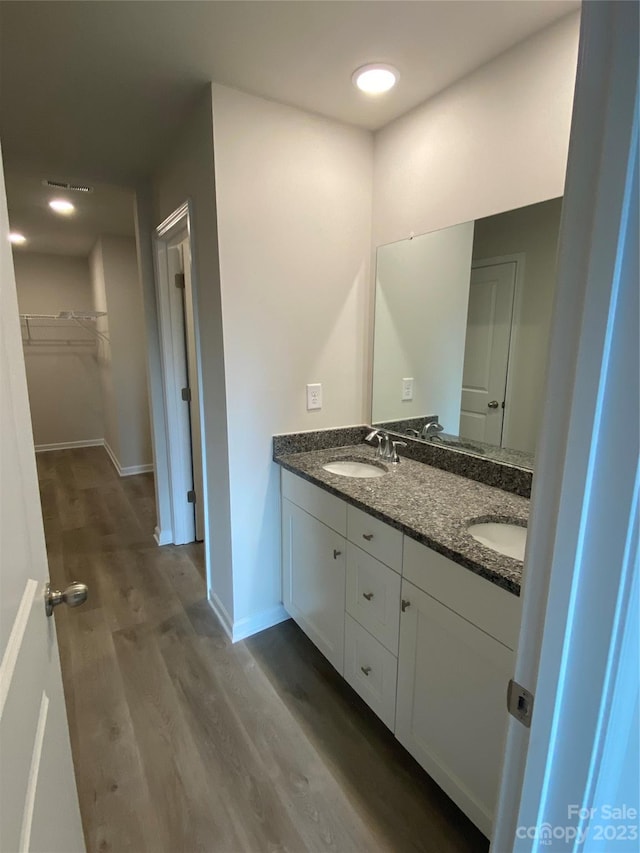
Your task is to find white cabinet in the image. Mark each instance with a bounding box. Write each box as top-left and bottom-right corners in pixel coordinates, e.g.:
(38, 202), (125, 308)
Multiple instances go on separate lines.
(280, 468), (521, 839)
(395, 578), (514, 838)
(282, 498), (346, 674)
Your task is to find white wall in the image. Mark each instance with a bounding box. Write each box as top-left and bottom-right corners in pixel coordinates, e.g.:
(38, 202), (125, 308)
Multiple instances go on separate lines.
(90, 235), (152, 471)
(89, 239), (120, 459)
(372, 13), (579, 247)
(14, 252), (103, 448)
(372, 221), (474, 427)
(211, 83), (373, 634)
(150, 87), (234, 614)
(472, 197), (563, 453)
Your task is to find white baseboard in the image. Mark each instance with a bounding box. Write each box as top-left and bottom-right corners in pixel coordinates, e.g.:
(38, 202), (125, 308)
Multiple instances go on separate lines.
(35, 438), (104, 453)
(207, 590), (234, 641)
(120, 463), (154, 476)
(103, 440), (153, 478)
(207, 592), (290, 644)
(231, 604), (290, 643)
(154, 526), (173, 546)
(102, 440), (120, 474)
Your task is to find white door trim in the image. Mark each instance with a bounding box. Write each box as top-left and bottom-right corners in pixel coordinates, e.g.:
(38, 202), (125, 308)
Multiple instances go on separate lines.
(471, 253), (526, 449)
(491, 2), (638, 848)
(153, 201), (207, 547)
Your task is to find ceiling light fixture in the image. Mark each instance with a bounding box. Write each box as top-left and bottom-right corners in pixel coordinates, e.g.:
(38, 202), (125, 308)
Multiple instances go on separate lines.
(9, 232), (27, 245)
(352, 63), (399, 95)
(49, 198), (75, 215)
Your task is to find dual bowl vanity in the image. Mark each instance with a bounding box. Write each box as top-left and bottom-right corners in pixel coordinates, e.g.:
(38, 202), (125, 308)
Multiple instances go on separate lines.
(274, 430), (530, 839)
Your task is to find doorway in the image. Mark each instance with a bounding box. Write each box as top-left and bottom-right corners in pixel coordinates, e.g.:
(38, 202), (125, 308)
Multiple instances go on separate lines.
(154, 202), (205, 545)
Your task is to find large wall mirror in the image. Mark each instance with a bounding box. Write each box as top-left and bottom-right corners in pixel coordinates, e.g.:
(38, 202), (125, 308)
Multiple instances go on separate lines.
(371, 197), (563, 470)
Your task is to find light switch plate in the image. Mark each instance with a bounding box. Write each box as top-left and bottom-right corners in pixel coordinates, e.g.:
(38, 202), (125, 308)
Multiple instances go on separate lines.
(402, 378), (414, 401)
(306, 383), (322, 410)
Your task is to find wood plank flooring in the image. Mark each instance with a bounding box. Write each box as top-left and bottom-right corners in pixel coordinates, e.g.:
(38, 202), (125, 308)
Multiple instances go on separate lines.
(37, 446), (488, 853)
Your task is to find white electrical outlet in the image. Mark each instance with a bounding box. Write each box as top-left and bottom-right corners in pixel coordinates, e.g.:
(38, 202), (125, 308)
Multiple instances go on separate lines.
(306, 383), (322, 410)
(402, 378), (414, 401)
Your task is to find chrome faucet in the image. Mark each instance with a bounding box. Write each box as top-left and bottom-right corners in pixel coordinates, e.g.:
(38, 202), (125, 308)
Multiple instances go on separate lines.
(366, 428), (390, 458)
(421, 420), (444, 440)
(366, 429), (406, 463)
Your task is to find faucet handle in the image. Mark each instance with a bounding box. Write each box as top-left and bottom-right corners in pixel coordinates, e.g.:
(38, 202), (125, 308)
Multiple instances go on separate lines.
(391, 440), (407, 463)
(365, 429), (384, 456)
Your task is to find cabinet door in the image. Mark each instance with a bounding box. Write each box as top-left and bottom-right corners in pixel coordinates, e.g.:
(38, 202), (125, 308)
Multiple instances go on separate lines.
(282, 498), (346, 674)
(395, 580), (513, 838)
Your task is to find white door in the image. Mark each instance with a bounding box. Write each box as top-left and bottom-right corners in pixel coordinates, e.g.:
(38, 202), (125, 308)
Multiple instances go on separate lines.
(281, 499), (346, 674)
(460, 262), (516, 445)
(179, 238), (204, 542)
(395, 579), (514, 838)
(0, 151), (84, 851)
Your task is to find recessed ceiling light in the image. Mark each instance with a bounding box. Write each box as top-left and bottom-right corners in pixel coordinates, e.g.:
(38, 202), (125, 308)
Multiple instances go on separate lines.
(352, 63), (399, 95)
(49, 198), (75, 215)
(9, 232), (27, 245)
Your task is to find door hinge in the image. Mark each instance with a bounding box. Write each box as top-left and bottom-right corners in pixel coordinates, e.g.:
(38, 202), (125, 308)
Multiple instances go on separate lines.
(507, 679), (534, 728)
(181, 387), (192, 402)
(175, 272), (185, 289)
(187, 490), (196, 504)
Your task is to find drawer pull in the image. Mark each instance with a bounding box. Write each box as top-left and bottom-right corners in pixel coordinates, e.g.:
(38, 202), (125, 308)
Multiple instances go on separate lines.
(401, 599), (411, 612)
(360, 665), (372, 676)
(362, 533), (374, 541)
(362, 592), (374, 601)
(333, 549), (342, 559)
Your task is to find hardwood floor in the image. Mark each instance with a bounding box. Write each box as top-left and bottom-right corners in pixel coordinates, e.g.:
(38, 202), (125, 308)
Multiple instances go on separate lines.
(37, 446), (488, 853)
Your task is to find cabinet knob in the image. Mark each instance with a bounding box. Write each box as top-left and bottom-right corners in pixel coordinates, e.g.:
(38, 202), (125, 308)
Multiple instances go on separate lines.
(360, 665), (372, 676)
(362, 592), (374, 601)
(333, 549), (342, 559)
(401, 599), (411, 612)
(362, 533), (374, 542)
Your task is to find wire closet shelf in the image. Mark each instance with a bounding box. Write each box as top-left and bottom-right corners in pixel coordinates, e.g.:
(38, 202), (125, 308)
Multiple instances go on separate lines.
(19, 311), (109, 347)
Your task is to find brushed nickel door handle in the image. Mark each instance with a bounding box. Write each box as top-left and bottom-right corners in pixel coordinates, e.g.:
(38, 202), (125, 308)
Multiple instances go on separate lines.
(45, 581), (88, 617)
(488, 400), (499, 409)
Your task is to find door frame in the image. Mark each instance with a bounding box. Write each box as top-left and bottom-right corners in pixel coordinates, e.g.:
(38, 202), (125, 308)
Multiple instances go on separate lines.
(153, 200), (206, 546)
(470, 253), (525, 449)
(491, 1), (638, 847)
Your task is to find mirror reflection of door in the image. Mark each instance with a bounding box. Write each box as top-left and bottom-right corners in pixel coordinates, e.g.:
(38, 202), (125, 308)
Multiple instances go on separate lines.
(460, 261), (517, 446)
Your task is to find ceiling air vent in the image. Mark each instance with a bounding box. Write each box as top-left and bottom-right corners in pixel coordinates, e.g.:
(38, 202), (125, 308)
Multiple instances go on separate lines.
(42, 179), (93, 193)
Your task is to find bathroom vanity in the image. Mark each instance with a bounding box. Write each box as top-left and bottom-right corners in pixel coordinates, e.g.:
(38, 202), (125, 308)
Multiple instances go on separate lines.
(274, 438), (527, 838)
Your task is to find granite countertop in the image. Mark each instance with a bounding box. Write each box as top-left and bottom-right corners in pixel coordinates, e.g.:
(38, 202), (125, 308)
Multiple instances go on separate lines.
(274, 443), (528, 596)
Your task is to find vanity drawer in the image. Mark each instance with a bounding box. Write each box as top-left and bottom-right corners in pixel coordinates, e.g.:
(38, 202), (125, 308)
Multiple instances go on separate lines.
(347, 505), (402, 572)
(344, 614), (398, 731)
(346, 543), (401, 655)
(281, 469), (346, 536)
(402, 536), (521, 650)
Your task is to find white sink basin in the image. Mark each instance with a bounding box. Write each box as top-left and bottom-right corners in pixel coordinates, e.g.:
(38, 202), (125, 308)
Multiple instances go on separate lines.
(322, 460), (386, 479)
(467, 522), (527, 561)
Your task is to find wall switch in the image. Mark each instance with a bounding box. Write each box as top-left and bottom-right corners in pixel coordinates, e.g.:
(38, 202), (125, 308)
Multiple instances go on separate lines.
(402, 378), (414, 401)
(306, 383), (322, 410)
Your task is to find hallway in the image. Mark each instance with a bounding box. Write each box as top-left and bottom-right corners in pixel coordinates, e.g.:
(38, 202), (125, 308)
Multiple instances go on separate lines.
(38, 446), (487, 853)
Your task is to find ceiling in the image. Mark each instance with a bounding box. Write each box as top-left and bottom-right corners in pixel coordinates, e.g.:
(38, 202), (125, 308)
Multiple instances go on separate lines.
(0, 0), (579, 256)
(4, 172), (135, 256)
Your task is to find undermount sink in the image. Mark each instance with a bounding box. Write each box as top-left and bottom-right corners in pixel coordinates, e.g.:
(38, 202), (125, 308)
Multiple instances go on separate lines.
(322, 460), (387, 479)
(467, 521), (527, 561)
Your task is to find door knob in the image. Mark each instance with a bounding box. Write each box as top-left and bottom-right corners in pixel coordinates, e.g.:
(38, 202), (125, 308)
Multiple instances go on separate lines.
(488, 400), (499, 409)
(45, 581), (88, 617)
